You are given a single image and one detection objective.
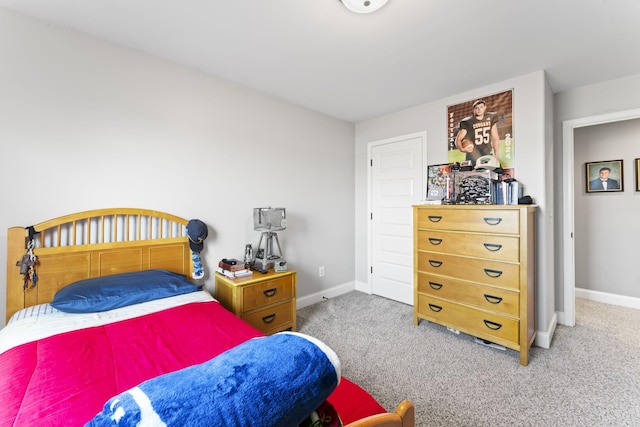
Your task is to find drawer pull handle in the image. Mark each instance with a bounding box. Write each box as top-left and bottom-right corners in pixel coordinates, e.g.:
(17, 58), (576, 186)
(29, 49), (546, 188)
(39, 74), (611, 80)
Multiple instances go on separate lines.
(483, 320), (502, 330)
(428, 281), (443, 290)
(484, 294), (503, 304)
(428, 304), (442, 312)
(483, 243), (502, 252)
(262, 314), (276, 324)
(263, 288), (277, 297)
(428, 260), (443, 268)
(483, 217), (503, 226)
(427, 215), (443, 223)
(484, 268), (503, 278)
(428, 237), (443, 245)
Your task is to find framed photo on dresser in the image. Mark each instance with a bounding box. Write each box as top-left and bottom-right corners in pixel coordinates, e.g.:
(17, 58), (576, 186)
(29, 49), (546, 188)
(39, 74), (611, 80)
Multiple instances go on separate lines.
(585, 159), (623, 193)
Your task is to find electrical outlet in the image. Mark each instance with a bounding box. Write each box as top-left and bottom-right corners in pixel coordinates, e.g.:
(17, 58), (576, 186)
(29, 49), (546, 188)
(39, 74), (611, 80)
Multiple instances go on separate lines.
(319, 266), (325, 277)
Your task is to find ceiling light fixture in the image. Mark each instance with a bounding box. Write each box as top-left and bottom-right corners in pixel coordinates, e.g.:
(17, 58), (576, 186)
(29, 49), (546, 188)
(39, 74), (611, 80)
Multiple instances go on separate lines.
(340, 0), (389, 14)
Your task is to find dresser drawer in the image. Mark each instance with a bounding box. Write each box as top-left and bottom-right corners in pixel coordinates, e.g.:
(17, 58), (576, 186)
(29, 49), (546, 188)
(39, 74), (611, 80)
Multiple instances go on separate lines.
(416, 230), (519, 262)
(417, 252), (519, 289)
(242, 276), (293, 311)
(417, 294), (519, 345)
(242, 300), (293, 333)
(417, 273), (519, 317)
(416, 208), (519, 234)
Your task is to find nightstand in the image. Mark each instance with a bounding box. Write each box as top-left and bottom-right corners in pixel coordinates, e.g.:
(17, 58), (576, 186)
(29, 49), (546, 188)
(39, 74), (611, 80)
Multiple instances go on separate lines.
(214, 270), (296, 335)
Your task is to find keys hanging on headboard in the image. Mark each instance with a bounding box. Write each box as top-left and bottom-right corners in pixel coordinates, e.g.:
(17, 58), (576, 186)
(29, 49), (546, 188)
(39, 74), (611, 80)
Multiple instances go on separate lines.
(16, 226), (38, 290)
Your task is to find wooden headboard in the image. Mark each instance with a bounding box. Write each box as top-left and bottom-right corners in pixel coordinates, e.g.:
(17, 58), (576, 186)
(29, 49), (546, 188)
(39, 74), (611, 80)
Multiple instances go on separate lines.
(6, 208), (191, 322)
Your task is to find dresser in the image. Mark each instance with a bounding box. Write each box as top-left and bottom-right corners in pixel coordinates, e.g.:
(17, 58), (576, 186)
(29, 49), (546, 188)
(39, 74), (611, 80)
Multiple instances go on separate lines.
(214, 270), (296, 335)
(413, 205), (535, 365)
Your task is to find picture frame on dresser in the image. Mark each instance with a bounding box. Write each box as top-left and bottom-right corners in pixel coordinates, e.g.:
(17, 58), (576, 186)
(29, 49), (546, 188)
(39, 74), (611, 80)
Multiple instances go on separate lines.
(585, 159), (623, 193)
(426, 163), (452, 201)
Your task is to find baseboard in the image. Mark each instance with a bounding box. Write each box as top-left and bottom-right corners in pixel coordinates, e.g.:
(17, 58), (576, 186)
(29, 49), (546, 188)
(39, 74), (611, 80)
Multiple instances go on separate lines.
(296, 281), (356, 309)
(354, 280), (372, 295)
(533, 311), (557, 349)
(556, 311), (567, 326)
(575, 287), (640, 309)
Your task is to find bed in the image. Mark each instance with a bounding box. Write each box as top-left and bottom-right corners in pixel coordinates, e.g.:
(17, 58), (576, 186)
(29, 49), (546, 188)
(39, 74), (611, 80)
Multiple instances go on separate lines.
(2, 208), (414, 427)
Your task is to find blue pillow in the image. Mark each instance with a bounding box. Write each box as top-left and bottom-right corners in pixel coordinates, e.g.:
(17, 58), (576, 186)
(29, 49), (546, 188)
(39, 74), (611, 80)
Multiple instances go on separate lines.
(51, 269), (202, 313)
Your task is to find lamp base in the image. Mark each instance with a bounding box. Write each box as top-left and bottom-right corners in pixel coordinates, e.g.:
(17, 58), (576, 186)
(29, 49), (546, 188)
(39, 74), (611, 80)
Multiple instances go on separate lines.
(254, 231), (284, 271)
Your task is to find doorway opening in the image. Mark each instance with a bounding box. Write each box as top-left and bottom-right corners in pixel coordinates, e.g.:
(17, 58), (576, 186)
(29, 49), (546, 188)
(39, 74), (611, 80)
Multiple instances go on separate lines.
(561, 107), (640, 326)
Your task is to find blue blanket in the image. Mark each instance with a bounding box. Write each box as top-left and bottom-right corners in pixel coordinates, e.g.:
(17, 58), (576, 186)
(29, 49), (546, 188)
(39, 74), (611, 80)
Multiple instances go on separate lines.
(86, 332), (341, 427)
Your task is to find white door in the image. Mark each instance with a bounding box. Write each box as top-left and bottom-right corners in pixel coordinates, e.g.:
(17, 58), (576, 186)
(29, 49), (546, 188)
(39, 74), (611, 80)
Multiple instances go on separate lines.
(369, 133), (426, 305)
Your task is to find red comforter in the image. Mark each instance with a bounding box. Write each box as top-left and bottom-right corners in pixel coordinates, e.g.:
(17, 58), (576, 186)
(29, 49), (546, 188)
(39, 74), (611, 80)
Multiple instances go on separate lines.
(0, 300), (384, 426)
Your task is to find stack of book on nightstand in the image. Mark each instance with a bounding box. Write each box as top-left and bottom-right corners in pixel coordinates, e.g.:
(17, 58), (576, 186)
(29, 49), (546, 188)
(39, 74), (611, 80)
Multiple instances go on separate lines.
(216, 258), (253, 279)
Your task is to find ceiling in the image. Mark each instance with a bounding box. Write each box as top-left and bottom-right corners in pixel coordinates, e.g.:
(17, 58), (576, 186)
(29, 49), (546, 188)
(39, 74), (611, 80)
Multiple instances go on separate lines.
(2, 0), (640, 123)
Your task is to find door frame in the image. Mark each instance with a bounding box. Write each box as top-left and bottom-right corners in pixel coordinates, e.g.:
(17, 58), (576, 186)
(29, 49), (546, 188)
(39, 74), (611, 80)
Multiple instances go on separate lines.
(365, 131), (427, 295)
(561, 108), (640, 326)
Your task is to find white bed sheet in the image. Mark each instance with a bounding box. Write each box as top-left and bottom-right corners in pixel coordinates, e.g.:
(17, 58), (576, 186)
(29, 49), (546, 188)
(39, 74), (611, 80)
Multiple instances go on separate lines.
(0, 290), (215, 355)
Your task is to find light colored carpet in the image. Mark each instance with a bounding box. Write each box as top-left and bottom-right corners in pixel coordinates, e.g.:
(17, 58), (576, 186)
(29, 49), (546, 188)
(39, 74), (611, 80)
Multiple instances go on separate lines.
(297, 292), (640, 427)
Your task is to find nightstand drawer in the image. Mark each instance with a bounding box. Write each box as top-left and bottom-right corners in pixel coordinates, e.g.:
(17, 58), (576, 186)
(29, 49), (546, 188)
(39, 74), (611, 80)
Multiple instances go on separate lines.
(242, 276), (293, 311)
(417, 273), (519, 317)
(416, 208), (519, 234)
(417, 294), (519, 345)
(417, 252), (520, 289)
(416, 230), (519, 262)
(242, 300), (293, 333)
(214, 270), (297, 335)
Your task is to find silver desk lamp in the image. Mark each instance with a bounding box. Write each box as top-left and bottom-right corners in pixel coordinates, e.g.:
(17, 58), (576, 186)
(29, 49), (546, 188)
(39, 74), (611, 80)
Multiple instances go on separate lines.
(253, 207), (286, 272)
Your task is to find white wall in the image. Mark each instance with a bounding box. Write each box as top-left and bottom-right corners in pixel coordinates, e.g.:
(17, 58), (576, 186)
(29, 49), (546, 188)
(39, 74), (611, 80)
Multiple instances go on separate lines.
(554, 73), (640, 311)
(0, 9), (356, 325)
(573, 119), (640, 298)
(354, 71), (556, 341)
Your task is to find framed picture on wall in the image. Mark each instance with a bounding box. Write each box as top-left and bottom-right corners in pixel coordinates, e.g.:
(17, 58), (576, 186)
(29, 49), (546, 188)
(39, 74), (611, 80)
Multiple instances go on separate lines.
(636, 158), (640, 191)
(585, 159), (624, 193)
(446, 89), (515, 178)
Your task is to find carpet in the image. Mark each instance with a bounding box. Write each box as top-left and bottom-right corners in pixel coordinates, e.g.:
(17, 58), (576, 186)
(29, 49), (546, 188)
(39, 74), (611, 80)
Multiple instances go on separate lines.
(298, 292), (640, 427)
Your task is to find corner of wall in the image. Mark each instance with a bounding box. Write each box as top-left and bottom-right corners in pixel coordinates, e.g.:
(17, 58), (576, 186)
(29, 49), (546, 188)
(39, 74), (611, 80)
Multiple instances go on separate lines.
(534, 311), (557, 349)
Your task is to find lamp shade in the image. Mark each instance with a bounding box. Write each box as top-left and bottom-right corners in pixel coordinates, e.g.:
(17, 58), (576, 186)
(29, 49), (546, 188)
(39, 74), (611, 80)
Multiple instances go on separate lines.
(341, 0), (389, 14)
(253, 207), (287, 231)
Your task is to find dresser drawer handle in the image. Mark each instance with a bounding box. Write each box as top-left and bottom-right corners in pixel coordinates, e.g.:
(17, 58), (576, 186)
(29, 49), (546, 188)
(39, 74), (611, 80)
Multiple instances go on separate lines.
(484, 294), (503, 304)
(483, 217), (503, 226)
(428, 237), (443, 245)
(483, 320), (502, 330)
(483, 243), (502, 252)
(427, 215), (443, 223)
(263, 288), (277, 297)
(428, 260), (443, 268)
(262, 314), (276, 324)
(428, 304), (443, 312)
(428, 281), (443, 290)
(484, 268), (503, 278)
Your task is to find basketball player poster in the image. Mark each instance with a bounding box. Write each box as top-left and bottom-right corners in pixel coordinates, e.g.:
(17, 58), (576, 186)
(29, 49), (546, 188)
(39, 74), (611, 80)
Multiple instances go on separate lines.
(447, 89), (514, 178)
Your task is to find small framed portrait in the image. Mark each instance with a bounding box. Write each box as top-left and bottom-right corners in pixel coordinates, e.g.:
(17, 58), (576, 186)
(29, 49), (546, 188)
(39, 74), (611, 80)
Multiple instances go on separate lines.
(636, 158), (640, 192)
(426, 163), (452, 200)
(585, 159), (623, 193)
